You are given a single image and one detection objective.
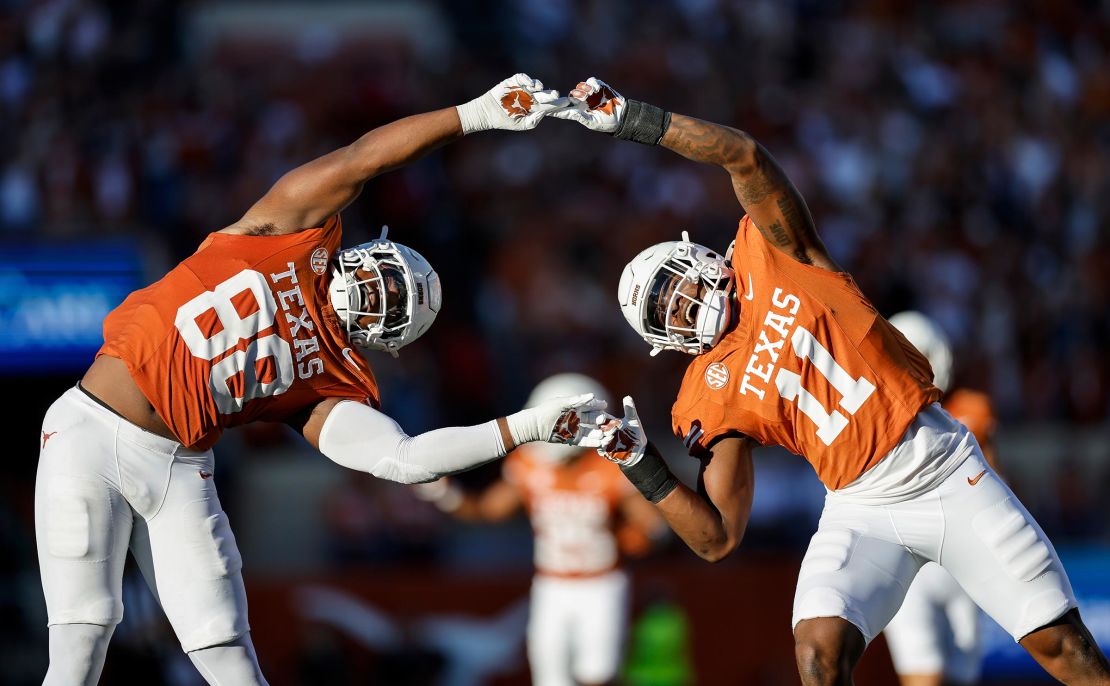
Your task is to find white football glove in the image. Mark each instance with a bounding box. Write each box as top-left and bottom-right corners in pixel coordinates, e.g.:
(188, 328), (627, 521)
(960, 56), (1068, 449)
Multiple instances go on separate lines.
(549, 77), (627, 133)
(597, 396), (648, 467)
(456, 73), (568, 134)
(505, 393), (608, 446)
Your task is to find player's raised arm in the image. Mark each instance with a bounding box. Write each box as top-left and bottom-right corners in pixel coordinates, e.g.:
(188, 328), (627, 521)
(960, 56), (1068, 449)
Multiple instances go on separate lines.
(225, 74), (566, 236)
(593, 397), (754, 562)
(553, 77), (839, 271)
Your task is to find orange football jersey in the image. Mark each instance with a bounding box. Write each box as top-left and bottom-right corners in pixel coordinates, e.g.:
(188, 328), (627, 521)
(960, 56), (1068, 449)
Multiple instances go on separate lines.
(99, 216), (380, 450)
(943, 388), (996, 445)
(503, 446), (635, 577)
(671, 216), (942, 490)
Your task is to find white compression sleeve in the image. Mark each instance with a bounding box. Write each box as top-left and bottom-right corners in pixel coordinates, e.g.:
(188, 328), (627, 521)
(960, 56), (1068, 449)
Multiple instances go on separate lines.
(317, 401), (507, 484)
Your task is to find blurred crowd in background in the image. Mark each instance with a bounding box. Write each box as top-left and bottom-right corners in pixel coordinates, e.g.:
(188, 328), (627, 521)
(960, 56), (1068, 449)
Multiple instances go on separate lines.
(2, 0), (1109, 684)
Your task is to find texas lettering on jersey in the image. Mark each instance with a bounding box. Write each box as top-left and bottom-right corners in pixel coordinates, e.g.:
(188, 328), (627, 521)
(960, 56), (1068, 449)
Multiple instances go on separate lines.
(672, 216), (941, 490)
(504, 445), (635, 578)
(99, 216), (380, 450)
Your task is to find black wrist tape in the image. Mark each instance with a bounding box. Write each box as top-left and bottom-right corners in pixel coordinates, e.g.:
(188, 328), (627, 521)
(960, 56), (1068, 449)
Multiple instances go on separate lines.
(620, 445), (679, 503)
(614, 99), (672, 145)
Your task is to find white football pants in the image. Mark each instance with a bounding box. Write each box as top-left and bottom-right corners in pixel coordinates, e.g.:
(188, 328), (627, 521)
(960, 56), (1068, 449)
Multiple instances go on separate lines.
(35, 387), (258, 681)
(528, 570), (630, 686)
(792, 447), (1076, 645)
(884, 562), (982, 684)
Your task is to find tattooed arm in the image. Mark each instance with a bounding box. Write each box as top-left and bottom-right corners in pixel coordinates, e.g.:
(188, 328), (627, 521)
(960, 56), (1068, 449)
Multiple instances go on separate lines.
(660, 114), (840, 270)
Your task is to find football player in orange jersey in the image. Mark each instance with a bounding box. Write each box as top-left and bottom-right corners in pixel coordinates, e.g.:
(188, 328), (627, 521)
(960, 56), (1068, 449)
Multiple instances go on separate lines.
(551, 78), (1110, 686)
(33, 74), (611, 686)
(882, 311), (999, 686)
(416, 373), (665, 686)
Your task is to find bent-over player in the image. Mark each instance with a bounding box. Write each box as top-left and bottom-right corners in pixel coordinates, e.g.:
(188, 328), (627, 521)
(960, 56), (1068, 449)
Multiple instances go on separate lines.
(552, 77), (1110, 686)
(35, 74), (604, 686)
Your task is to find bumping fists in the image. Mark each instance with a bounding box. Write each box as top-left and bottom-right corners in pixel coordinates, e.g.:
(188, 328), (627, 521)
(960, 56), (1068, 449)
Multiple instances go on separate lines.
(458, 74), (669, 146)
(594, 396), (649, 467)
(456, 74), (633, 135)
(456, 73), (568, 134)
(550, 77), (628, 133)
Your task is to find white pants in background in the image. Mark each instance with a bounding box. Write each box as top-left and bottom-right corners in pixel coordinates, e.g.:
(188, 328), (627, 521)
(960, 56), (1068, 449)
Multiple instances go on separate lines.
(528, 569), (630, 686)
(884, 562), (982, 684)
(35, 386), (250, 652)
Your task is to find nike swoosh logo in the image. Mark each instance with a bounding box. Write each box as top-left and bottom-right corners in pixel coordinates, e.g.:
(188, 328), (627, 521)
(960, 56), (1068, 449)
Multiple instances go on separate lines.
(967, 469), (988, 486)
(743, 272), (754, 301)
(342, 347), (359, 368)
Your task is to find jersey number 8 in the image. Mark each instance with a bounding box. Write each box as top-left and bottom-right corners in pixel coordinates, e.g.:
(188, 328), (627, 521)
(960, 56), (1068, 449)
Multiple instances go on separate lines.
(174, 270), (295, 414)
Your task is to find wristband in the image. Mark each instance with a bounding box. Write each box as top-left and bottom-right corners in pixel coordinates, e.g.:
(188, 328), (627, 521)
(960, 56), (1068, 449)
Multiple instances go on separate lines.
(504, 407), (541, 445)
(613, 99), (672, 145)
(456, 99), (490, 135)
(619, 444), (679, 503)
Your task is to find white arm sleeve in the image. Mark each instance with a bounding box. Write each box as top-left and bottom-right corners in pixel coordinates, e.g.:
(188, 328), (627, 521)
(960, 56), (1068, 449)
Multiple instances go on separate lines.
(317, 400), (508, 484)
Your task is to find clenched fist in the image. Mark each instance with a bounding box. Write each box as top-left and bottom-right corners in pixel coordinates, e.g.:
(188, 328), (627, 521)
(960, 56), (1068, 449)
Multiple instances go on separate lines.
(456, 73), (568, 134)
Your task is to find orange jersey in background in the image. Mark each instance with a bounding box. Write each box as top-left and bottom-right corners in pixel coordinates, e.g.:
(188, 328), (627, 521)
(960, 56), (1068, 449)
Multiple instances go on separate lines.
(672, 216), (942, 490)
(943, 388), (996, 445)
(503, 446), (636, 578)
(99, 216), (380, 450)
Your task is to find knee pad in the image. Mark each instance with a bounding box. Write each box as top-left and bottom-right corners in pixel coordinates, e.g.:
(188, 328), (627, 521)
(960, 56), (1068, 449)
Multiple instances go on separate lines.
(159, 499), (248, 651)
(182, 499), (243, 580)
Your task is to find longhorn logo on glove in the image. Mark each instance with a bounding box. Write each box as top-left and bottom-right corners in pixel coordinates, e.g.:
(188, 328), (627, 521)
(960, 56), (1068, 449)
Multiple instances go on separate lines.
(604, 425), (639, 456)
(500, 87), (534, 119)
(585, 85), (621, 115)
(551, 409), (582, 444)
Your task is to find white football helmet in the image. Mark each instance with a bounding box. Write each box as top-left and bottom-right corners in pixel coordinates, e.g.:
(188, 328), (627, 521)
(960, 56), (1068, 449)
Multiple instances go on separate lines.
(618, 231), (735, 356)
(888, 310), (952, 392)
(329, 227), (442, 357)
(525, 373), (612, 464)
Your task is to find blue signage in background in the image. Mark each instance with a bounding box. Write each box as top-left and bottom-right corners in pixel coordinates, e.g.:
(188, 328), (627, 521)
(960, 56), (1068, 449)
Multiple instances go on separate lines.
(981, 546), (1110, 681)
(0, 242), (145, 373)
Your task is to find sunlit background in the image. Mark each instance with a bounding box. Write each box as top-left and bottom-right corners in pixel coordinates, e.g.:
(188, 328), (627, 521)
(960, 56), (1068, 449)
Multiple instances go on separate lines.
(2, 0), (1108, 684)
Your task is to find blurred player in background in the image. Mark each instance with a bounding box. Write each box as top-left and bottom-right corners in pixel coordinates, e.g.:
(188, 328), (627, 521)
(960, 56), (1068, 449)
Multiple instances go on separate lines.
(34, 74), (607, 686)
(882, 311), (999, 686)
(417, 373), (665, 686)
(551, 77), (1110, 685)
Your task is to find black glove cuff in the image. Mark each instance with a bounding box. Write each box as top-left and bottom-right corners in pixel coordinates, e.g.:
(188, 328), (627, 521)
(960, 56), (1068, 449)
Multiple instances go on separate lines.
(613, 99), (672, 145)
(620, 444), (679, 503)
